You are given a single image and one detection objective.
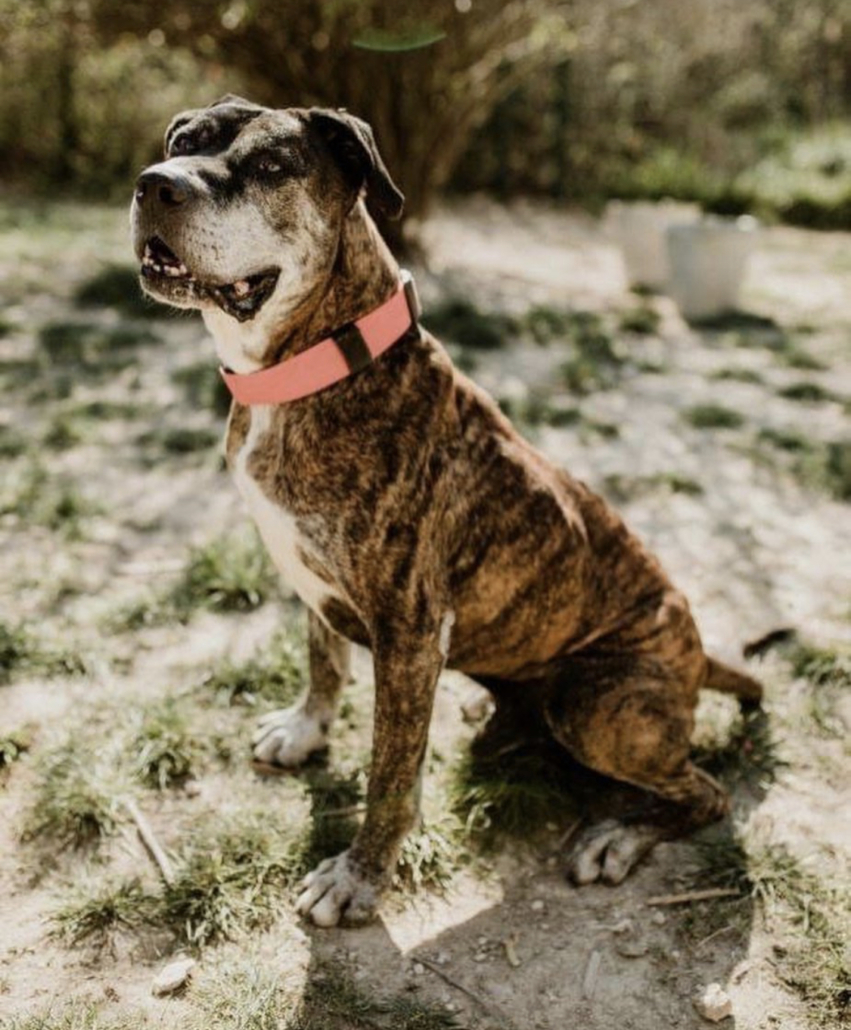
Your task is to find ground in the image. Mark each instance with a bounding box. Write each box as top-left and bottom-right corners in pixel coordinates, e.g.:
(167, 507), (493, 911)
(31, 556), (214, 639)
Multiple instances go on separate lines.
(0, 196), (849, 1030)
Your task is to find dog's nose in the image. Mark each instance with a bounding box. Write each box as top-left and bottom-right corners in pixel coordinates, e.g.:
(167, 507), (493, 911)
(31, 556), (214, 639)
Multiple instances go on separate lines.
(134, 169), (193, 208)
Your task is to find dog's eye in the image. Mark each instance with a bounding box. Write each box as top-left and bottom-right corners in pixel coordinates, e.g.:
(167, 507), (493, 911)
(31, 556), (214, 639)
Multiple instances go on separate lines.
(171, 128), (211, 156)
(256, 157), (283, 175)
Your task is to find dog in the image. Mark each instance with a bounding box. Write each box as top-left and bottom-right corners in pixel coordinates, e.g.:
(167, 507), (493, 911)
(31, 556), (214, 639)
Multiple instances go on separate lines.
(130, 95), (762, 928)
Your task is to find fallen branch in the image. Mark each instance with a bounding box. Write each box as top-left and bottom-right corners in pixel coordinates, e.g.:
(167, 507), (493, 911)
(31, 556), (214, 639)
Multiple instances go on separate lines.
(125, 798), (174, 886)
(646, 888), (741, 907)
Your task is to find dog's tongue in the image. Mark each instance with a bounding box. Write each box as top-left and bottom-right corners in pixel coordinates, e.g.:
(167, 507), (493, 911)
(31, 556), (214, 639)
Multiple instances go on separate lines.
(212, 269), (280, 322)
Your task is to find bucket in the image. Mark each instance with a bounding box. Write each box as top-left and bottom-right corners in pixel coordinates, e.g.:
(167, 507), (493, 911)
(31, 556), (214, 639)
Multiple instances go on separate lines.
(607, 200), (700, 290)
(666, 216), (760, 321)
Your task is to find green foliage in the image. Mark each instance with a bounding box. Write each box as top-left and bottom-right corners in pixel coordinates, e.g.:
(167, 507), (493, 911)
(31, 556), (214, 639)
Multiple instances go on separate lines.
(0, 726), (33, 770)
(136, 425), (220, 457)
(778, 381), (840, 404)
(603, 471), (704, 504)
(38, 320), (158, 365)
(711, 367), (765, 384)
(0, 464), (101, 538)
(759, 430), (851, 501)
(394, 822), (462, 893)
(618, 303), (661, 335)
(683, 404), (745, 430)
(560, 313), (625, 395)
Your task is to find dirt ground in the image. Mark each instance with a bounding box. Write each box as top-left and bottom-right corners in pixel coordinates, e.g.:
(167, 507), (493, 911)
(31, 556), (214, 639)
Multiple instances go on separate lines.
(0, 196), (849, 1030)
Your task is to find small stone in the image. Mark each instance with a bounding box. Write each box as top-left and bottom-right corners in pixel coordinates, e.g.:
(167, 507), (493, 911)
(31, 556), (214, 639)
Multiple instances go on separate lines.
(184, 780), (202, 798)
(611, 918), (634, 935)
(531, 899), (545, 912)
(412, 962), (425, 976)
(474, 952), (488, 963)
(151, 957), (196, 997)
(477, 935), (488, 946)
(694, 983), (733, 1023)
(435, 951), (450, 966)
(651, 911), (667, 926)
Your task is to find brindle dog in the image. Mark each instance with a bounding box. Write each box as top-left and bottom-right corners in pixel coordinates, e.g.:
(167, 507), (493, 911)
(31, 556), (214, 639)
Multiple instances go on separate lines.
(131, 95), (762, 928)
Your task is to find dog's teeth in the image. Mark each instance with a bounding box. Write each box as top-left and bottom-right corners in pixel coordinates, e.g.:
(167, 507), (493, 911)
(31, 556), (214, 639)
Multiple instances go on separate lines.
(153, 263), (162, 272)
(177, 264), (188, 275)
(234, 280), (251, 296)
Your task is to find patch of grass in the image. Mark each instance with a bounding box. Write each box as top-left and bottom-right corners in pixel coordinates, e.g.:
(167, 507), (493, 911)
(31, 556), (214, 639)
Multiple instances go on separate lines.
(450, 744), (577, 847)
(74, 264), (162, 320)
(0, 726), (33, 772)
(203, 632), (305, 707)
(711, 367), (765, 384)
(51, 878), (158, 947)
(498, 392), (579, 430)
(758, 426), (813, 453)
(1, 464), (101, 538)
(43, 413), (86, 451)
(37, 320), (157, 367)
(193, 959), (460, 1030)
(160, 813), (302, 946)
(136, 424), (220, 458)
(423, 297), (517, 351)
(24, 745), (124, 850)
(173, 533), (277, 616)
(618, 303), (660, 335)
(694, 836), (851, 1027)
(778, 347), (829, 372)
(789, 642), (851, 689)
(560, 313), (626, 395)
(131, 700), (203, 790)
(113, 532), (277, 630)
(0, 424), (28, 457)
(522, 304), (577, 344)
(0, 619), (86, 684)
(2, 1006), (135, 1030)
(394, 822), (462, 894)
(682, 403), (745, 430)
(69, 399), (149, 420)
(172, 361), (233, 418)
(693, 708), (783, 790)
(603, 471), (704, 503)
(778, 380), (839, 404)
(581, 418), (620, 440)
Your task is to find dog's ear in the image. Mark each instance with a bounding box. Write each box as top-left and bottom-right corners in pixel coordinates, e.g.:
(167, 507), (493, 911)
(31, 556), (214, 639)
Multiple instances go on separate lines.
(308, 108), (404, 220)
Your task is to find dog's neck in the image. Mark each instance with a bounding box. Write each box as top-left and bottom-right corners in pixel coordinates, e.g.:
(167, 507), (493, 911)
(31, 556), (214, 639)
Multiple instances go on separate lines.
(204, 201), (400, 374)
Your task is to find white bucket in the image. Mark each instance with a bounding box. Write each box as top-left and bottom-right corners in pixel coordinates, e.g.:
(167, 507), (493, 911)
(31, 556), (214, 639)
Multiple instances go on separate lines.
(666, 216), (760, 321)
(607, 200), (700, 290)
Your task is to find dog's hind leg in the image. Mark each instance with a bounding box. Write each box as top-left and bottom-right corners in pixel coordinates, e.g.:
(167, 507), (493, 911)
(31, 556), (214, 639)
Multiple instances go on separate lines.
(543, 665), (729, 885)
(253, 610), (351, 766)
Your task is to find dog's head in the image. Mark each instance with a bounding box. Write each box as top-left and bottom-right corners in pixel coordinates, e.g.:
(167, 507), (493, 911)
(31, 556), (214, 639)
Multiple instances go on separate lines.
(130, 96), (403, 324)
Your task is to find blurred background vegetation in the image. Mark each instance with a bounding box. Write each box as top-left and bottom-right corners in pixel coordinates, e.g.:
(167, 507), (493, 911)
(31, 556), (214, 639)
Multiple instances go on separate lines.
(1, 0), (849, 242)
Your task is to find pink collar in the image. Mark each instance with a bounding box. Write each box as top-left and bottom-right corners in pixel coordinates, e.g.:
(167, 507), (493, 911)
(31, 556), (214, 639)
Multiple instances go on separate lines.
(220, 271), (421, 405)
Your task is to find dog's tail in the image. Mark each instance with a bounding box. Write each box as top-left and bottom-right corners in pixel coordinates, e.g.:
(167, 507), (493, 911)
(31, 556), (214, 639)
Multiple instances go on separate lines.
(704, 656), (763, 708)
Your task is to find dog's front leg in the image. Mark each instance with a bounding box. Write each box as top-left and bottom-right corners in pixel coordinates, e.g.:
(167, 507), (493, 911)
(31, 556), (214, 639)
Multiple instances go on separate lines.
(296, 622), (444, 927)
(253, 611), (351, 767)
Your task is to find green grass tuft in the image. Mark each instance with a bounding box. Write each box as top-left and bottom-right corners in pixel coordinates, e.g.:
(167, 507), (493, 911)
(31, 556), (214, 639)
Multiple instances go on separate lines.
(0, 725), (33, 771)
(618, 303), (660, 335)
(0, 464), (101, 538)
(25, 745), (124, 850)
(203, 632), (306, 707)
(778, 380), (839, 404)
(0, 619), (86, 684)
(0, 424), (28, 457)
(51, 878), (158, 947)
(160, 813), (301, 946)
(394, 822), (463, 893)
(711, 367), (765, 384)
(136, 424), (221, 457)
(131, 700), (203, 789)
(683, 403), (745, 430)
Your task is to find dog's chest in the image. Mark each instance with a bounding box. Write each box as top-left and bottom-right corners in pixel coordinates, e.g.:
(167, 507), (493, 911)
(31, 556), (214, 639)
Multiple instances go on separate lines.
(230, 407), (342, 615)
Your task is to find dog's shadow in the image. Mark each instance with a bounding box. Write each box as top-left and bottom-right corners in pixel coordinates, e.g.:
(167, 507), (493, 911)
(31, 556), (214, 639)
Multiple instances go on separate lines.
(291, 707), (778, 1029)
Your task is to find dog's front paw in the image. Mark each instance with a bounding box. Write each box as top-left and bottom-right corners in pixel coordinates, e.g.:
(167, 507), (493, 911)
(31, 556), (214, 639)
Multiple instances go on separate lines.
(564, 819), (660, 885)
(295, 851), (382, 927)
(252, 705), (329, 767)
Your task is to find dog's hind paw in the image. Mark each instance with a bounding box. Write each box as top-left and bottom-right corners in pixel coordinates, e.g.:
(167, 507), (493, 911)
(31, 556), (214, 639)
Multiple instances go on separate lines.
(564, 819), (660, 885)
(296, 851), (380, 927)
(252, 705), (329, 767)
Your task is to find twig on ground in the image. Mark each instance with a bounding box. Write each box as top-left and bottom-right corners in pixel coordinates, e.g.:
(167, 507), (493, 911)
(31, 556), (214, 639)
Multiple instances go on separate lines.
(417, 956), (517, 1029)
(646, 888), (740, 907)
(125, 797), (174, 886)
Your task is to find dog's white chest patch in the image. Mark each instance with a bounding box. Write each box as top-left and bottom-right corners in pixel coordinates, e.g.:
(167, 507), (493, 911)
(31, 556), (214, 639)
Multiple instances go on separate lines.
(231, 406), (341, 616)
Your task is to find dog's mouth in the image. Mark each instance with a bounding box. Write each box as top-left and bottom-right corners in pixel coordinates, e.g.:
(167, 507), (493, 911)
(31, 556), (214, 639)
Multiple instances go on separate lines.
(140, 236), (280, 322)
